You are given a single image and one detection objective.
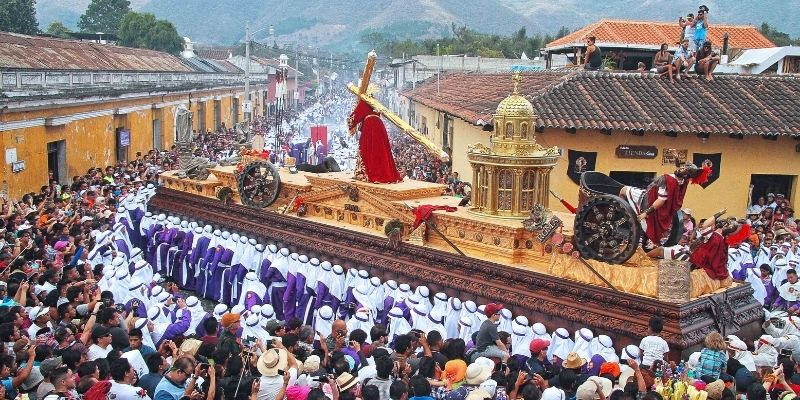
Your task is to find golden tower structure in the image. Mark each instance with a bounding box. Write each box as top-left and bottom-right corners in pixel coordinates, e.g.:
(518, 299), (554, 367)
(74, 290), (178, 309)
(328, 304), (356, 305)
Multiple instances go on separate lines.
(467, 73), (560, 218)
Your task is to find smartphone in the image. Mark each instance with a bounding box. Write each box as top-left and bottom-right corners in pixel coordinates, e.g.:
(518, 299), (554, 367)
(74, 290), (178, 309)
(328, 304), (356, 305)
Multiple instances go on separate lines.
(208, 359), (215, 367)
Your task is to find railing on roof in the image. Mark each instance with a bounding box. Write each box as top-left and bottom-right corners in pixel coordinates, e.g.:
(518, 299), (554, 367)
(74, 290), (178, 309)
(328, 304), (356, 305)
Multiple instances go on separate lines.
(0, 70), (270, 91)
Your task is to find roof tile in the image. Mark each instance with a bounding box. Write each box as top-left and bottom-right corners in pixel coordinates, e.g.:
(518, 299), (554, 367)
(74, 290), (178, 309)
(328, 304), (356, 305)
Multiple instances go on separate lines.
(401, 71), (800, 137)
(547, 19), (774, 50)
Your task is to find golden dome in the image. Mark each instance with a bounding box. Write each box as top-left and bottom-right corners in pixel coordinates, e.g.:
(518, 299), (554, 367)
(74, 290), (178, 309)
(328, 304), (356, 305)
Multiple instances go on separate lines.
(496, 93), (534, 117)
(495, 72), (535, 118)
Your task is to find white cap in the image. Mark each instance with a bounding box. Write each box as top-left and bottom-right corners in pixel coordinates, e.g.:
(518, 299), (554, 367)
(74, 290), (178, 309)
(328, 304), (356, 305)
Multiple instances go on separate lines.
(279, 248), (290, 256)
(213, 229), (222, 236)
(358, 269), (369, 279)
(248, 238), (257, 245)
(246, 272), (257, 280)
(213, 304), (228, 317)
(147, 306), (161, 320)
(255, 244), (265, 252)
(299, 255), (309, 263)
(245, 314), (259, 326)
(318, 305), (334, 320)
(180, 221), (189, 229)
(222, 231), (231, 240)
(333, 265), (344, 274)
(268, 244), (278, 253)
(320, 261), (332, 270)
(186, 296), (199, 307)
(417, 285), (430, 297)
(290, 253), (299, 261)
(134, 317), (148, 330)
(231, 304), (245, 314)
(261, 304), (275, 318)
(435, 292), (447, 301)
(370, 277), (381, 287)
(194, 227), (203, 234)
(204, 225), (213, 233)
(231, 233), (240, 242)
(310, 258), (320, 266)
(128, 279), (144, 290)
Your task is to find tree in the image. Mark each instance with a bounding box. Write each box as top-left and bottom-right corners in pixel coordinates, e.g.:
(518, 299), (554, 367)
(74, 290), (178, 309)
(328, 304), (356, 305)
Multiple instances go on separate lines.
(0, 0), (39, 35)
(46, 21), (72, 38)
(78, 0), (131, 34)
(118, 12), (183, 55)
(758, 22), (800, 47)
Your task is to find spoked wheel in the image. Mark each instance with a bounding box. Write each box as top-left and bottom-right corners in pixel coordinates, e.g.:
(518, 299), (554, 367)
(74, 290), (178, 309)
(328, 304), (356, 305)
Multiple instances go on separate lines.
(574, 195), (640, 264)
(237, 161), (281, 208)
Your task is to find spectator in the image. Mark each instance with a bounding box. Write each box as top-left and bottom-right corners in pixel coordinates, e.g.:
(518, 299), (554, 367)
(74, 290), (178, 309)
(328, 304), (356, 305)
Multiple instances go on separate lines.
(695, 41), (720, 81)
(139, 353), (166, 399)
(584, 37), (603, 71)
(673, 39), (695, 79)
(108, 358), (150, 399)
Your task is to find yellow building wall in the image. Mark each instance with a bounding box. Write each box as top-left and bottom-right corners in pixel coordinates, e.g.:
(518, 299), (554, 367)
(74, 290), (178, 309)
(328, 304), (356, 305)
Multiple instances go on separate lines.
(1, 86), (257, 197)
(415, 97), (800, 219)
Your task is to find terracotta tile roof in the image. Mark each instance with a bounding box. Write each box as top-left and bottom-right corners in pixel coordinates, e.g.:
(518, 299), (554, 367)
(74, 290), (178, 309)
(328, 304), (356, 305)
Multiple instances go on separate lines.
(546, 19), (774, 50)
(401, 71), (800, 136)
(194, 47), (233, 60)
(0, 31), (191, 72)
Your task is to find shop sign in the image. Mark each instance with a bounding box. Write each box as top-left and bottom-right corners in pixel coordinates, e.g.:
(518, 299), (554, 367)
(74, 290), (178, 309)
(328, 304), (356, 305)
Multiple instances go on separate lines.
(615, 145), (657, 159)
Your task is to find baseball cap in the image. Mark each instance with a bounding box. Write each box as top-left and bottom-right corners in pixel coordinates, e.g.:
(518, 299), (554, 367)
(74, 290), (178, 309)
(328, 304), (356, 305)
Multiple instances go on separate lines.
(91, 325), (112, 340)
(484, 303), (504, 317)
(530, 338), (551, 353)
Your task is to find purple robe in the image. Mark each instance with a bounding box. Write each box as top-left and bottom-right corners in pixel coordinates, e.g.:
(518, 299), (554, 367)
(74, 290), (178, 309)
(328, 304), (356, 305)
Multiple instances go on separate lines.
(114, 239), (130, 259)
(195, 246), (216, 297)
(262, 260), (288, 321)
(124, 298), (148, 317)
(208, 249), (233, 302)
(314, 281), (336, 314)
(227, 264), (247, 306)
(156, 309), (191, 347)
(283, 271), (298, 321)
(173, 232), (194, 289)
(294, 271), (315, 323)
(381, 295), (396, 325)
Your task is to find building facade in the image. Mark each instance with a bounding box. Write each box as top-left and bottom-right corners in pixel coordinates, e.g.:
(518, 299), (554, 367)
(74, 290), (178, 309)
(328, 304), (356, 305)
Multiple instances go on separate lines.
(0, 31), (269, 197)
(400, 71), (800, 219)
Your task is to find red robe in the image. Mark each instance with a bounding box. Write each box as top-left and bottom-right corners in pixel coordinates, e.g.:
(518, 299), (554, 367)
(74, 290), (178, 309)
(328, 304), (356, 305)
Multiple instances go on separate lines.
(644, 174), (688, 245)
(690, 231), (730, 280)
(348, 100), (402, 184)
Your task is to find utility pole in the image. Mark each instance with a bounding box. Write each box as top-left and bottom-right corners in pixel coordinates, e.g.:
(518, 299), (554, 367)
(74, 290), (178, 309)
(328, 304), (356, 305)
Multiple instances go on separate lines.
(244, 23), (252, 140)
(437, 43), (441, 95)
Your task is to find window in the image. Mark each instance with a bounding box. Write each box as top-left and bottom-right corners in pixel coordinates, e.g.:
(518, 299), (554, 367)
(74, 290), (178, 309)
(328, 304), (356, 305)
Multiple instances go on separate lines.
(420, 116), (428, 137)
(750, 174), (795, 207)
(521, 122), (529, 139)
(505, 122), (514, 139)
(497, 169), (514, 211)
(521, 171), (536, 211)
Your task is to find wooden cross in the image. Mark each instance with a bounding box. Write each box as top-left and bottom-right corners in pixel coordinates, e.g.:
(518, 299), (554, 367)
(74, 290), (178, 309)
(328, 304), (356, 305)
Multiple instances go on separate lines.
(347, 51), (449, 162)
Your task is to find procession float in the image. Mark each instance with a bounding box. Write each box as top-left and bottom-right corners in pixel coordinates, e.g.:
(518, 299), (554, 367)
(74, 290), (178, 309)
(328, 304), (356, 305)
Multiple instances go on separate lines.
(152, 52), (762, 357)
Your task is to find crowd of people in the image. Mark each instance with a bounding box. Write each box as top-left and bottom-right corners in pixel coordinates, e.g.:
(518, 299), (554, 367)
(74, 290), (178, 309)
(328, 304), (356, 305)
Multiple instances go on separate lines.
(1, 164), (799, 400)
(3, 82), (800, 400)
(590, 5), (721, 81)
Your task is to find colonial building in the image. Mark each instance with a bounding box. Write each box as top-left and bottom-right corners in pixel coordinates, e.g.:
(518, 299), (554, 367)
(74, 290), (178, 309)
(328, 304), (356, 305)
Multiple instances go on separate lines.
(400, 71), (800, 218)
(0, 31), (270, 197)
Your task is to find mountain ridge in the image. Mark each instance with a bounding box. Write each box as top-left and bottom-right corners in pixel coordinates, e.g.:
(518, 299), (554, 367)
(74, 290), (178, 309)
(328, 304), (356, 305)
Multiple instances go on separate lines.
(34, 0), (799, 48)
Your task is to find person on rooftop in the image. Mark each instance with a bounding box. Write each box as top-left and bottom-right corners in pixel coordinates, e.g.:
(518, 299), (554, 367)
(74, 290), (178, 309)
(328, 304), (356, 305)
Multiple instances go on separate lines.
(583, 36), (603, 71)
(695, 40), (721, 81)
(673, 39), (695, 80)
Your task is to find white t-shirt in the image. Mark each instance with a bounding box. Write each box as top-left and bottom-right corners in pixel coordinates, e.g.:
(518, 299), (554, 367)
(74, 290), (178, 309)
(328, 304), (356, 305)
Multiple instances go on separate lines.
(639, 335), (670, 367)
(27, 321), (54, 339)
(87, 343), (113, 361)
(108, 381), (152, 399)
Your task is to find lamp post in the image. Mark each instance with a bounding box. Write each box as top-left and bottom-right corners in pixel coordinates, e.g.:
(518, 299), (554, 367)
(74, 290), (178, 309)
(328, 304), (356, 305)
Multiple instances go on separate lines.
(244, 23), (273, 141)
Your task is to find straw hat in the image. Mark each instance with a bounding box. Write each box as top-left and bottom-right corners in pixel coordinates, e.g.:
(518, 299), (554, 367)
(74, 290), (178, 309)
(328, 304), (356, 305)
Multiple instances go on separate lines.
(562, 352), (587, 369)
(257, 348), (288, 377)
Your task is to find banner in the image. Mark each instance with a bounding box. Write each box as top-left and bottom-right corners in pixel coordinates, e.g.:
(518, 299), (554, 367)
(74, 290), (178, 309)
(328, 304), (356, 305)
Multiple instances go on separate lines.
(311, 125), (329, 157)
(567, 150), (597, 185)
(692, 152), (722, 188)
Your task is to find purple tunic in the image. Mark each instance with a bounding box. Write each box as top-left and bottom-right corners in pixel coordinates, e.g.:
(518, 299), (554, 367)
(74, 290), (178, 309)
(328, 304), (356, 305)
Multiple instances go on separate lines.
(157, 309), (191, 347)
(283, 272), (298, 321)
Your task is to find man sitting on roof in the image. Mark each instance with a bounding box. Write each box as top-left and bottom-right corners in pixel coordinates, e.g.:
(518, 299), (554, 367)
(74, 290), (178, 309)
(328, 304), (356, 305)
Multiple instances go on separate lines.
(695, 40), (720, 81)
(673, 39), (695, 80)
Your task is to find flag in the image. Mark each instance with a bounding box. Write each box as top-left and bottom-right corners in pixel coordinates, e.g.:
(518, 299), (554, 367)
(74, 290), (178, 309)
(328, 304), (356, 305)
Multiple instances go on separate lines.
(567, 150), (597, 185)
(691, 152), (722, 188)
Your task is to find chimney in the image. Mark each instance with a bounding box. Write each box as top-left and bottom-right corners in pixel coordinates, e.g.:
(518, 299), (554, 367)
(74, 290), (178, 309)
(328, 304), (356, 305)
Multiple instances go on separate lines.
(722, 33), (729, 56)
